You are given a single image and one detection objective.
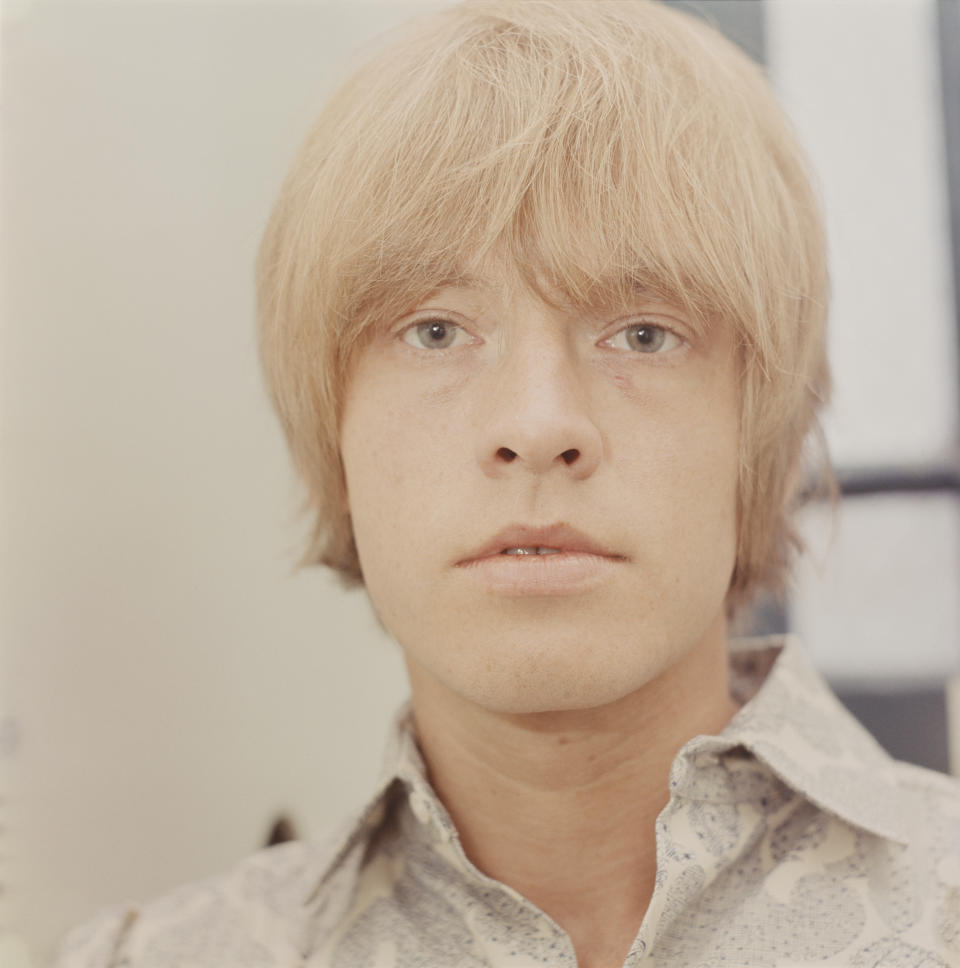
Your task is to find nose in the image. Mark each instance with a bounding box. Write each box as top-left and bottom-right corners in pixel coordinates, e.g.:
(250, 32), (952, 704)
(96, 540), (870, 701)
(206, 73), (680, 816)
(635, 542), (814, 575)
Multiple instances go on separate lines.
(476, 335), (602, 481)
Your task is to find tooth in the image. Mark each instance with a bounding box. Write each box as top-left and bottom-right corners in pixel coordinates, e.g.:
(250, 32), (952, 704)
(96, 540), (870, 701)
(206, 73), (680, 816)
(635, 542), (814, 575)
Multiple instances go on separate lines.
(501, 546), (564, 555)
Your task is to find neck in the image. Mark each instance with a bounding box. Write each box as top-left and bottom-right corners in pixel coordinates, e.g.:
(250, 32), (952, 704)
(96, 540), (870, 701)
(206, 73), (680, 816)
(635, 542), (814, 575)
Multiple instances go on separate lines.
(405, 615), (737, 968)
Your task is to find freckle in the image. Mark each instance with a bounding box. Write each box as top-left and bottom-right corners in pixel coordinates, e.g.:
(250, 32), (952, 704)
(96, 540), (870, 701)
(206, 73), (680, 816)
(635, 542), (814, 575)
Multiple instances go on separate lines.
(557, 735), (570, 746)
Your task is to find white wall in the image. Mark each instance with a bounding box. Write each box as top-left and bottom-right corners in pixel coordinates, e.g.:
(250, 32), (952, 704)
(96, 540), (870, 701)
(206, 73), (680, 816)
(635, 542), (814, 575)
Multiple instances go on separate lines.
(767, 0), (960, 684)
(768, 0), (957, 471)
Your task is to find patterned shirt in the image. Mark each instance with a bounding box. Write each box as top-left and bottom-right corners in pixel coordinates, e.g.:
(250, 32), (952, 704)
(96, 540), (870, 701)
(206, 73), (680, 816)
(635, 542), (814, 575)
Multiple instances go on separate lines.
(56, 637), (960, 967)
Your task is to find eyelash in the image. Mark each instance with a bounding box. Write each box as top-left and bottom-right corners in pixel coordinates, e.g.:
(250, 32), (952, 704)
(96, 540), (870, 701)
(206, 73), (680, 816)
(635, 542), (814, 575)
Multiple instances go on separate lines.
(603, 322), (684, 355)
(399, 317), (474, 351)
(398, 316), (684, 356)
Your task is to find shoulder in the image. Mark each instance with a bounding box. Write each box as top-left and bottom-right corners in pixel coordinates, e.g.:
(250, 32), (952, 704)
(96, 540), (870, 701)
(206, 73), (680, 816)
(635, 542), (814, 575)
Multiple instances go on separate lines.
(857, 761), (960, 963)
(888, 757), (960, 849)
(53, 840), (335, 968)
(892, 756), (960, 802)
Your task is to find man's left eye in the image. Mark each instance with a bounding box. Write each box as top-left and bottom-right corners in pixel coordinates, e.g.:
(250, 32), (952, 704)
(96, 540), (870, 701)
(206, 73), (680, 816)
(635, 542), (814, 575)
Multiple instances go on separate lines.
(606, 323), (681, 354)
(401, 319), (470, 350)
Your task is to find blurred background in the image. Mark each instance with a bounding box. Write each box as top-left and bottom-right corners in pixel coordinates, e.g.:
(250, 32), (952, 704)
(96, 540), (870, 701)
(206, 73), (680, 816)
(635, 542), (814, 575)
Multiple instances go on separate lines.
(2, 0), (958, 963)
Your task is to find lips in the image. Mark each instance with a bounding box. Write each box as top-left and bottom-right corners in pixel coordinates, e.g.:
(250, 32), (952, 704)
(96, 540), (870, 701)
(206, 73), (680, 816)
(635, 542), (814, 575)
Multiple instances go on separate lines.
(458, 523), (625, 565)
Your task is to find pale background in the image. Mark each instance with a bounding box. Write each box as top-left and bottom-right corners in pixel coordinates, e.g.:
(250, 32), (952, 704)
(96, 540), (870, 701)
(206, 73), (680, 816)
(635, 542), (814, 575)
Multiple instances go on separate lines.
(2, 1), (958, 964)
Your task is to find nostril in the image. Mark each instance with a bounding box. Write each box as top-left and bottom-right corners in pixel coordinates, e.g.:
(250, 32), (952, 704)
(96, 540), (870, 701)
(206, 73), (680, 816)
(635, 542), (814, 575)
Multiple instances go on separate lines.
(497, 447), (518, 462)
(561, 449), (580, 465)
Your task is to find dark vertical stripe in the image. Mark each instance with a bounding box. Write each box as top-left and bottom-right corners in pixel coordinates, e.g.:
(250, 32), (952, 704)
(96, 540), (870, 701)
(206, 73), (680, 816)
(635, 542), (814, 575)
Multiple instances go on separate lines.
(936, 1), (960, 753)
(938, 0), (960, 402)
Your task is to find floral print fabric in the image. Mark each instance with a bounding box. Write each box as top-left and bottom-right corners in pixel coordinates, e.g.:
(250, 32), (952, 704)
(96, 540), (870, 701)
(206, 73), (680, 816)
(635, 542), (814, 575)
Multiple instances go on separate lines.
(56, 638), (960, 967)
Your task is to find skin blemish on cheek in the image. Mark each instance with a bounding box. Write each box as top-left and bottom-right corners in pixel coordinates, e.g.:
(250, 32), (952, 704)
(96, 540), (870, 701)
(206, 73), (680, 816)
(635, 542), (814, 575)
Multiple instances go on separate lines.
(594, 356), (669, 407)
(610, 369), (637, 395)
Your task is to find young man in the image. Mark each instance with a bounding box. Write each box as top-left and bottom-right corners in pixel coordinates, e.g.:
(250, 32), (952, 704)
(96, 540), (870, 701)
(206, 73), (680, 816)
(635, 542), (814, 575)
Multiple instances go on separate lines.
(58, 1), (959, 966)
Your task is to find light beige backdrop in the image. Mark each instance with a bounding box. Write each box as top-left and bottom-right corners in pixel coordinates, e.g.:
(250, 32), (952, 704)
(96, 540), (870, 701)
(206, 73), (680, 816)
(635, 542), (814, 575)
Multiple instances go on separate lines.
(3, 3), (440, 962)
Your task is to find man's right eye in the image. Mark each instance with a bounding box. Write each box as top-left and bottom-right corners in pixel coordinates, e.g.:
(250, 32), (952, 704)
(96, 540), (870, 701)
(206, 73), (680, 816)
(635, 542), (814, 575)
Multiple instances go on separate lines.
(401, 319), (469, 350)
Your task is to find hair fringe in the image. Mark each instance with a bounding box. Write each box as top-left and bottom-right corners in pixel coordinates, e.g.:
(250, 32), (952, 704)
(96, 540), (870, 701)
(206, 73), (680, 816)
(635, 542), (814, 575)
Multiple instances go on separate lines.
(257, 0), (832, 610)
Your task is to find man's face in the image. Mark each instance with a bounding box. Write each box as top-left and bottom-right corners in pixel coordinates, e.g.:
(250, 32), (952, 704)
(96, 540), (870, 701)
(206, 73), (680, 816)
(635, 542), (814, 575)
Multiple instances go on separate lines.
(339, 264), (740, 714)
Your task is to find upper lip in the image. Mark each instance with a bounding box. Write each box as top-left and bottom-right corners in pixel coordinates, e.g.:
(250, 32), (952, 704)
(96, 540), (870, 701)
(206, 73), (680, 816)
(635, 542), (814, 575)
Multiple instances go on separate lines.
(457, 523), (626, 564)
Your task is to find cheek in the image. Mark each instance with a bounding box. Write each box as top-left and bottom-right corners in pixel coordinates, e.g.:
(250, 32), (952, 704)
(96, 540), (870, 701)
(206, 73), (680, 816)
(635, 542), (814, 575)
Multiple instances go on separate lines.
(676, 378), (741, 576)
(341, 405), (401, 522)
(339, 370), (468, 563)
(347, 398), (461, 498)
(610, 364), (740, 569)
(609, 366), (739, 487)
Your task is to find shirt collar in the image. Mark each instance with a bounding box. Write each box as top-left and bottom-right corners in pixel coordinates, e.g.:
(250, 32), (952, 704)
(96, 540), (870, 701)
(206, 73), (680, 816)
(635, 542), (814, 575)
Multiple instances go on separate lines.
(677, 635), (913, 844)
(307, 698), (459, 901)
(312, 634), (913, 898)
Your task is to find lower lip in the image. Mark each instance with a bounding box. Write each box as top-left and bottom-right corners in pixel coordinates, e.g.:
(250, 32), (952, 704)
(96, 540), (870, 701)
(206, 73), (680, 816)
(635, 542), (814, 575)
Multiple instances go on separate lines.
(456, 552), (623, 596)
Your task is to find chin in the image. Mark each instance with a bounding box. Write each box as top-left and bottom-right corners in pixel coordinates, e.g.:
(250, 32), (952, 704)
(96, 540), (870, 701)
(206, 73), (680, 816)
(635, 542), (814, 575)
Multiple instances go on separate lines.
(430, 626), (679, 716)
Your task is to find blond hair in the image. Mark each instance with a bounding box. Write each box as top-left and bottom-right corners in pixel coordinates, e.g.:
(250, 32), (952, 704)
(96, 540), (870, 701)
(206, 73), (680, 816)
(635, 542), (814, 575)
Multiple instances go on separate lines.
(257, 0), (831, 606)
